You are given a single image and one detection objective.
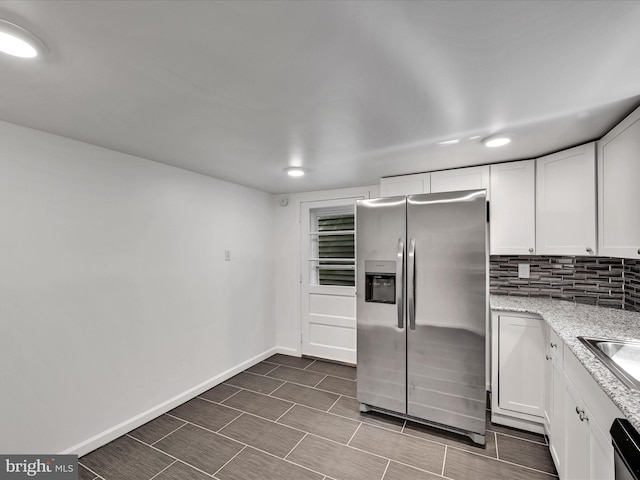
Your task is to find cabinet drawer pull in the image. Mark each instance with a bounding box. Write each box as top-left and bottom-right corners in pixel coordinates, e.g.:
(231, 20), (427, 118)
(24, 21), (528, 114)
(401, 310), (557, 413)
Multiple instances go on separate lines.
(529, 248), (534, 253)
(550, 342), (557, 348)
(586, 247), (593, 254)
(546, 355), (552, 360)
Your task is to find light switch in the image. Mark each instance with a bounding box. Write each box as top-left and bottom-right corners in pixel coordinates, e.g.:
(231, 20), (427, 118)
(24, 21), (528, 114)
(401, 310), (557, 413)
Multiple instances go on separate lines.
(518, 263), (530, 279)
(225, 250), (231, 261)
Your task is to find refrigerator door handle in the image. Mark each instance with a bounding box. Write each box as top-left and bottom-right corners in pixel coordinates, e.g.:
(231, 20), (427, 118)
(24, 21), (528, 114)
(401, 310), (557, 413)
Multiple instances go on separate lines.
(397, 238), (404, 329)
(408, 238), (416, 330)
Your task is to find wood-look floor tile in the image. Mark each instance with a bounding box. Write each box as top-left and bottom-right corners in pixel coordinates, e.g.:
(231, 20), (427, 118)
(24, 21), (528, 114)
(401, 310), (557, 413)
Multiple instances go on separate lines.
(267, 365), (326, 387)
(383, 461), (442, 480)
(225, 372), (285, 394)
(80, 435), (173, 480)
(222, 389), (294, 421)
(328, 396), (405, 432)
(278, 404), (359, 444)
(153, 461), (212, 480)
(265, 354), (315, 369)
(287, 434), (388, 480)
(220, 413), (305, 458)
(403, 421), (497, 458)
(270, 382), (339, 411)
(306, 360), (357, 380)
(444, 448), (557, 480)
(129, 414), (186, 445)
(315, 375), (357, 397)
(246, 361), (279, 375)
(153, 423), (243, 475)
(349, 424), (445, 474)
(169, 397), (240, 432)
(217, 446), (323, 480)
(77, 464), (98, 480)
(200, 383), (241, 403)
(496, 433), (557, 474)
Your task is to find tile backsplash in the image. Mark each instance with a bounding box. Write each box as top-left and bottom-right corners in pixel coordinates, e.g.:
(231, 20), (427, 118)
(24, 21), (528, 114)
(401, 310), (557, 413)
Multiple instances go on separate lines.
(489, 255), (640, 311)
(625, 259), (640, 312)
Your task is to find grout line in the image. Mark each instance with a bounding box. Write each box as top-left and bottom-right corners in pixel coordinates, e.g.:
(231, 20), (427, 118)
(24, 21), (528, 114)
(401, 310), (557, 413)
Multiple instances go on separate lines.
(303, 359), (318, 370)
(213, 445), (247, 477)
(346, 422), (362, 445)
(254, 358), (357, 382)
(217, 411), (245, 433)
(284, 432), (308, 459)
(488, 427), (547, 446)
(151, 422), (187, 446)
(326, 394), (343, 412)
(77, 463), (102, 480)
(125, 433), (217, 478)
(313, 374), (328, 388)
(213, 386), (243, 403)
(148, 459), (177, 480)
(400, 419), (407, 434)
(441, 445), (448, 477)
(275, 402), (297, 422)
(494, 431), (500, 459)
(379, 459), (391, 480)
(232, 369), (357, 398)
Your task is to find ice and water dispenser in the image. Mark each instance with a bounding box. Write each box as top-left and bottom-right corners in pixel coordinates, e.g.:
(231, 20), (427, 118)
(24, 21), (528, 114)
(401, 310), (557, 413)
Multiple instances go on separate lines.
(364, 260), (396, 304)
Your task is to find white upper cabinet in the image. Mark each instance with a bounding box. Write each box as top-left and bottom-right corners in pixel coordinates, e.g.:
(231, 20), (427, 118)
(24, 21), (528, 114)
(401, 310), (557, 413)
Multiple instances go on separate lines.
(598, 106), (640, 259)
(490, 160), (535, 255)
(380, 173), (430, 197)
(536, 143), (597, 256)
(430, 165), (491, 199)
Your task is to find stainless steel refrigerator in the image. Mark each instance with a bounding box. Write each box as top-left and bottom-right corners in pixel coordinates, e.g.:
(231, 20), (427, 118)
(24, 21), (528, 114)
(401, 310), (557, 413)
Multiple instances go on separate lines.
(356, 189), (487, 445)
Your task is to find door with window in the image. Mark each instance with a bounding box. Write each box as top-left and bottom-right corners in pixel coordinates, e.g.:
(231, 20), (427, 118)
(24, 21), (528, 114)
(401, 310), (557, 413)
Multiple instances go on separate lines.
(301, 198), (360, 364)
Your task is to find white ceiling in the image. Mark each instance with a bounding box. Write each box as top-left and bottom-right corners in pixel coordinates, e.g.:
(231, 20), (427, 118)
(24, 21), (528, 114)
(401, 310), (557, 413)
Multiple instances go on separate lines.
(1, 1), (640, 194)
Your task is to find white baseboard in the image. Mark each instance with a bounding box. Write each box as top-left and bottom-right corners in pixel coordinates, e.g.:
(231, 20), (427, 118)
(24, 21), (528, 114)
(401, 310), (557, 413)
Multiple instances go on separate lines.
(275, 346), (300, 357)
(62, 346), (279, 456)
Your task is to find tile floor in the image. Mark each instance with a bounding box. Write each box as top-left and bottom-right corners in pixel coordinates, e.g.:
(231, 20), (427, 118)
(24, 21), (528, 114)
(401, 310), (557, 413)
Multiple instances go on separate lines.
(79, 354), (558, 480)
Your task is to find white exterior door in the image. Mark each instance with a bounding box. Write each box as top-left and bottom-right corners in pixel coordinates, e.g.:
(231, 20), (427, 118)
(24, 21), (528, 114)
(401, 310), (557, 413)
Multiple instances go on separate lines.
(300, 197), (361, 364)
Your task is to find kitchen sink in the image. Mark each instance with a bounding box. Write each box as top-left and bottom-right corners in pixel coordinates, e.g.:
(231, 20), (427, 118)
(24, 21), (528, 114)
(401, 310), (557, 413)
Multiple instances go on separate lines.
(578, 336), (640, 392)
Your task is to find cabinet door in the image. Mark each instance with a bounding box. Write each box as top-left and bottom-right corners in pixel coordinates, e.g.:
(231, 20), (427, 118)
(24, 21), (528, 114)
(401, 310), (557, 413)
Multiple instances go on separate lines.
(536, 143), (597, 256)
(489, 160), (535, 255)
(598, 106), (640, 258)
(498, 315), (544, 417)
(564, 377), (589, 480)
(543, 325), (552, 434)
(550, 360), (564, 476)
(430, 165), (490, 199)
(380, 173), (430, 197)
(589, 417), (615, 480)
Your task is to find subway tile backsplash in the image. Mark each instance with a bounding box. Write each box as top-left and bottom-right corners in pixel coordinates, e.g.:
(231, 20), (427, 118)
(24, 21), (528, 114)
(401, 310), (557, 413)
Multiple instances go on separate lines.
(490, 255), (638, 311)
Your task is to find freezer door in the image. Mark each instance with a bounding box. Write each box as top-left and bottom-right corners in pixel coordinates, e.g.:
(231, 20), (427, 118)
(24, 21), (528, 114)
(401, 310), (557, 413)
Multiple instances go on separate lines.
(356, 196), (407, 414)
(406, 190), (487, 437)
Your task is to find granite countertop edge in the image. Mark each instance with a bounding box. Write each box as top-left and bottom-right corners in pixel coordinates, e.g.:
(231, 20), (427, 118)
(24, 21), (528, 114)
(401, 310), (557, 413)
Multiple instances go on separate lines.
(490, 295), (640, 434)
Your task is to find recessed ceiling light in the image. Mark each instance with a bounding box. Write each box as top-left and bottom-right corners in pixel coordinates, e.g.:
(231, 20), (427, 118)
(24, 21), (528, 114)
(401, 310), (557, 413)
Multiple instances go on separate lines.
(0, 19), (45, 58)
(285, 167), (306, 177)
(482, 135), (512, 148)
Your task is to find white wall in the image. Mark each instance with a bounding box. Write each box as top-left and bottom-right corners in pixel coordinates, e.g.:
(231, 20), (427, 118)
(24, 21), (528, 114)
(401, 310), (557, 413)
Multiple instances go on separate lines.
(0, 120), (276, 455)
(273, 185), (379, 356)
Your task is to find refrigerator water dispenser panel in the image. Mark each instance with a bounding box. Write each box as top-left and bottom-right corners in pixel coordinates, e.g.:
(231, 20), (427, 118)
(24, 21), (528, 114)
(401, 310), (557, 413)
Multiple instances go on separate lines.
(364, 260), (396, 304)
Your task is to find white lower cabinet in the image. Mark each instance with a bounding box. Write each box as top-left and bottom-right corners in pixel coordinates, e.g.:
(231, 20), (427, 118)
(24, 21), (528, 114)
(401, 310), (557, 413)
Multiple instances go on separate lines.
(561, 345), (621, 480)
(493, 310), (623, 480)
(491, 312), (545, 432)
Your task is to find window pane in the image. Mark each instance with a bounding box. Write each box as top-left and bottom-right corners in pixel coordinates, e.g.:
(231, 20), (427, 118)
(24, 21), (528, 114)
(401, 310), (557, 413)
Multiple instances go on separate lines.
(316, 213), (354, 286)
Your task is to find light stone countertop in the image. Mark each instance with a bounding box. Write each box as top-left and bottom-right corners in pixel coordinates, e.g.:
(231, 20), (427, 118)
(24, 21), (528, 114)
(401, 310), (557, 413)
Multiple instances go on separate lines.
(490, 295), (640, 434)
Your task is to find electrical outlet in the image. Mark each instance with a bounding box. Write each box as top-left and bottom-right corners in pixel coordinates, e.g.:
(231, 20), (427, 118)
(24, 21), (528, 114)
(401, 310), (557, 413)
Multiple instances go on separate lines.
(225, 250), (231, 261)
(518, 263), (530, 279)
